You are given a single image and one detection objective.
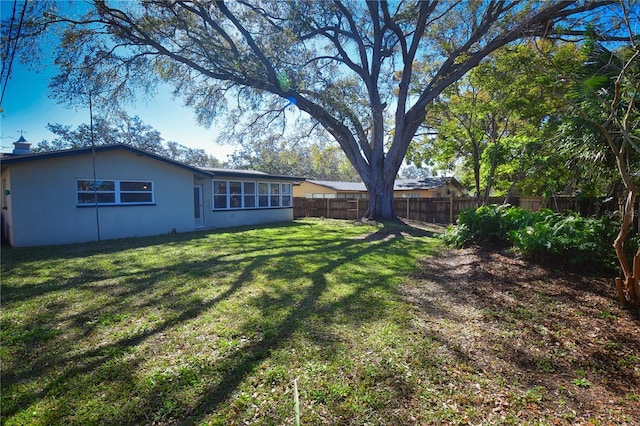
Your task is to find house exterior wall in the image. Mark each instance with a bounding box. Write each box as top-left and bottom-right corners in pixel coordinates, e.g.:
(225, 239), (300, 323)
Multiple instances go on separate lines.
(4, 150), (195, 247)
(294, 180), (465, 199)
(200, 177), (294, 228)
(1, 167), (14, 246)
(209, 208), (293, 228)
(293, 181), (338, 198)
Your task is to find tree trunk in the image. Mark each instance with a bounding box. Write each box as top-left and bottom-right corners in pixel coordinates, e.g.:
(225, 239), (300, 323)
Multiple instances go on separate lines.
(472, 142), (482, 207)
(613, 189), (639, 308)
(363, 170), (397, 221)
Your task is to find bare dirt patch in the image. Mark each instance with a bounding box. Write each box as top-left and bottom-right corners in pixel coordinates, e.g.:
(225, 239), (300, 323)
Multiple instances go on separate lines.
(401, 246), (640, 424)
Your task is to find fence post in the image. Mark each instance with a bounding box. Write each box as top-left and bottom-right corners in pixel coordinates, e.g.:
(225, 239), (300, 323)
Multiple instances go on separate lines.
(406, 198), (410, 219)
(449, 196), (454, 223)
(326, 199), (330, 218)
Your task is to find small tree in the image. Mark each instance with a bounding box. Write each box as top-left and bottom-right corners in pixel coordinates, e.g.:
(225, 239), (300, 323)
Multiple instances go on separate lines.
(553, 8), (639, 306)
(407, 43), (570, 205)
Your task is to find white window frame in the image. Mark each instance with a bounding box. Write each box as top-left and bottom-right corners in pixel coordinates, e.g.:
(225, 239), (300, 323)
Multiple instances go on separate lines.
(258, 182), (270, 208)
(213, 180), (228, 209)
(243, 181), (257, 208)
(281, 183), (291, 207)
(76, 179), (154, 206)
(213, 180), (293, 210)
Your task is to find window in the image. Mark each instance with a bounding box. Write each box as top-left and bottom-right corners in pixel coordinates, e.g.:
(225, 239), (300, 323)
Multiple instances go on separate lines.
(282, 184), (291, 207)
(214, 180), (228, 209)
(244, 182), (256, 208)
(76, 179), (153, 206)
(337, 193), (365, 200)
(270, 183), (280, 207)
(258, 182), (269, 207)
(214, 180), (292, 209)
(120, 181), (153, 203)
(229, 181), (242, 208)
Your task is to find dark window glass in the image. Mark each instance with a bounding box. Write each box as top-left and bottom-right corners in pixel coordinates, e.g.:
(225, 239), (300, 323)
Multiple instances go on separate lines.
(120, 181), (152, 191)
(77, 180), (115, 191)
(120, 193), (153, 203)
(244, 195), (256, 208)
(78, 193), (116, 204)
(214, 195), (227, 209)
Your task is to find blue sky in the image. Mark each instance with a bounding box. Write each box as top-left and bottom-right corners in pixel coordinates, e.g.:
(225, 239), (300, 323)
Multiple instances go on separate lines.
(1, 64), (234, 161)
(0, 0), (234, 161)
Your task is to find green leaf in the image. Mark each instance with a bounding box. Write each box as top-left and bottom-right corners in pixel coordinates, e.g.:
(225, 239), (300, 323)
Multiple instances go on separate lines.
(583, 75), (610, 90)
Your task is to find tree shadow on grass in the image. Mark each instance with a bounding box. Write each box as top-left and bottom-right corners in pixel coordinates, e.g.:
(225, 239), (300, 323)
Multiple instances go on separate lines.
(180, 232), (413, 424)
(0, 221), (308, 274)
(2, 223), (313, 420)
(1, 220), (429, 425)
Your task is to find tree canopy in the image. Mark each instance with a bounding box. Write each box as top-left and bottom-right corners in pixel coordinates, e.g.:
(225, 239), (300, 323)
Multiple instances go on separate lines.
(33, 113), (222, 167)
(1, 0), (627, 219)
(407, 42), (589, 203)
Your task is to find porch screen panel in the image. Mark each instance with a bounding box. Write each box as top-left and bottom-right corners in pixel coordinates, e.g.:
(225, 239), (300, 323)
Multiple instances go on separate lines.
(213, 180), (228, 209)
(229, 181), (242, 208)
(258, 183), (269, 207)
(244, 182), (256, 208)
(270, 183), (280, 207)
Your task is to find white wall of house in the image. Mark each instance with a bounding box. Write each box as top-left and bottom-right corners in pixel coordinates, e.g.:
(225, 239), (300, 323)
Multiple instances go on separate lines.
(2, 147), (299, 247)
(4, 150), (196, 247)
(209, 208), (293, 228)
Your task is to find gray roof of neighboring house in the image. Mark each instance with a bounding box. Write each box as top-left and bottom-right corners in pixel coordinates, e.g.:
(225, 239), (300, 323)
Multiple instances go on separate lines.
(308, 177), (457, 192)
(393, 177), (455, 191)
(307, 180), (367, 191)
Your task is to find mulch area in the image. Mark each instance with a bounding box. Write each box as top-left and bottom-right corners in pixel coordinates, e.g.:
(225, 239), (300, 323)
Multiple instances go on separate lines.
(402, 245), (640, 424)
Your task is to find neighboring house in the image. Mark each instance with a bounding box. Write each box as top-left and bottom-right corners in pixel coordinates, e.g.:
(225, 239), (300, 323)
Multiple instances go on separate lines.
(1, 141), (303, 247)
(293, 177), (466, 199)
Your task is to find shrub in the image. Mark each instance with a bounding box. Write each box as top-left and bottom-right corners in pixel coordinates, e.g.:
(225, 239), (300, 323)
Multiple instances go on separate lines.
(443, 204), (619, 271)
(442, 204), (539, 247)
(509, 211), (619, 270)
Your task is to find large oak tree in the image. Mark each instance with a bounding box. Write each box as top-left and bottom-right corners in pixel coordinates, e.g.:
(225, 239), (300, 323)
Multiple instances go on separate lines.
(3, 0), (619, 219)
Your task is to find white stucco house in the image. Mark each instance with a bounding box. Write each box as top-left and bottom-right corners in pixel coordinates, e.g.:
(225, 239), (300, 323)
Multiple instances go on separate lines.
(1, 140), (303, 247)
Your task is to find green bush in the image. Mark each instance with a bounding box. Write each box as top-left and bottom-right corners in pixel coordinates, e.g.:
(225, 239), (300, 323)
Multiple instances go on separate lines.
(442, 204), (540, 247)
(509, 211), (619, 269)
(443, 204), (619, 271)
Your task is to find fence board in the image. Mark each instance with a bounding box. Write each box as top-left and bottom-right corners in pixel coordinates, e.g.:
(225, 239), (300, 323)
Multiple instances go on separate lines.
(294, 196), (638, 230)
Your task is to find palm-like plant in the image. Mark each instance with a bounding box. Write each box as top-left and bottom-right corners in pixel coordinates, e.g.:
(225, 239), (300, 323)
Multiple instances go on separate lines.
(566, 27), (640, 307)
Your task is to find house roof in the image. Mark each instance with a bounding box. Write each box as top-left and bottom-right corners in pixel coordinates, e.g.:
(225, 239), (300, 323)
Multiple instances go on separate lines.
(307, 180), (367, 191)
(200, 167), (305, 182)
(1, 144), (305, 181)
(307, 177), (458, 192)
(393, 177), (458, 191)
(1, 144), (214, 177)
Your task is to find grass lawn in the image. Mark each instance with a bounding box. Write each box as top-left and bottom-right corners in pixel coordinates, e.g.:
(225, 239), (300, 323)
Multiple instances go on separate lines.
(1, 219), (438, 425)
(1, 219), (638, 425)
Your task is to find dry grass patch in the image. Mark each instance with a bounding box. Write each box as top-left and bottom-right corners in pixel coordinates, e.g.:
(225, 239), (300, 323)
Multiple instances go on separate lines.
(401, 247), (639, 424)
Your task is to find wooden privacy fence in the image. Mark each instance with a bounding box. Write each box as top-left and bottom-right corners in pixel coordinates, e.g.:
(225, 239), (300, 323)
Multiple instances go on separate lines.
(293, 196), (634, 225)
